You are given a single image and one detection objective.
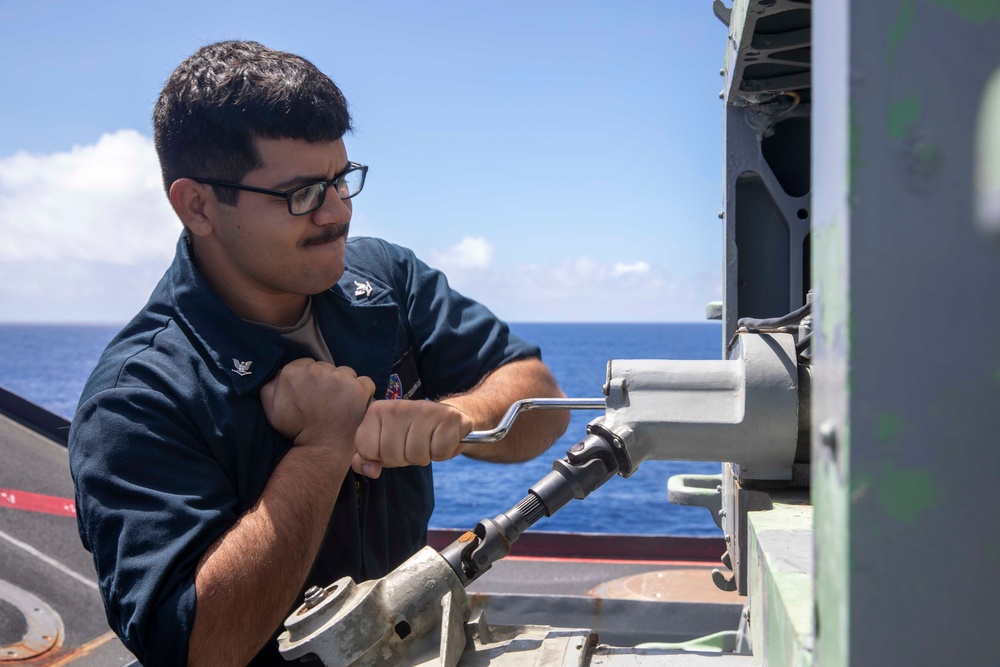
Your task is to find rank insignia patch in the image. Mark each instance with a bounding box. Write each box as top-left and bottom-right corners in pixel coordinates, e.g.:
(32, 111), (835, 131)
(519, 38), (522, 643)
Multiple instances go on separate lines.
(386, 373), (403, 400)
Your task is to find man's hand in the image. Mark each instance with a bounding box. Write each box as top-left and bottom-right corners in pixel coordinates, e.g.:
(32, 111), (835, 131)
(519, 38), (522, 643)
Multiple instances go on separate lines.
(261, 358), (375, 459)
(442, 358), (569, 464)
(190, 359), (375, 666)
(353, 400), (474, 477)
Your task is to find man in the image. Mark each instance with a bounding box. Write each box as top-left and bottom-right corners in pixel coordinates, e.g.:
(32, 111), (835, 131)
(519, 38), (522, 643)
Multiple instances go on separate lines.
(68, 40), (568, 666)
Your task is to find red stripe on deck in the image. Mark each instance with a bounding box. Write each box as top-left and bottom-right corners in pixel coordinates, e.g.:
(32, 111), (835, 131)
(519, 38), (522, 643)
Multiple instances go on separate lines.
(503, 554), (717, 567)
(0, 489), (76, 517)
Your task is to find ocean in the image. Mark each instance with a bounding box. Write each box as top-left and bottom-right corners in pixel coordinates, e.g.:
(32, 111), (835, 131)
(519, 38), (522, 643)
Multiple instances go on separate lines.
(0, 322), (724, 536)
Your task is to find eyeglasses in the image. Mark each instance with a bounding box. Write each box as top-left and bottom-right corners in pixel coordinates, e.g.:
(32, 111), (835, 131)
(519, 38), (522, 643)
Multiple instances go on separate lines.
(195, 162), (368, 216)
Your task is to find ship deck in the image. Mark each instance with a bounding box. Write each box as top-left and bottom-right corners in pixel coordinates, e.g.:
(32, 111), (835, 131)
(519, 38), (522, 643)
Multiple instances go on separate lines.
(0, 387), (742, 663)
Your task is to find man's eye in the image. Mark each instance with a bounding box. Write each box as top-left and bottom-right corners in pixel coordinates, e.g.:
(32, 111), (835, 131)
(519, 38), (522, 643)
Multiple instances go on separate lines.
(291, 183), (322, 208)
(333, 177), (351, 198)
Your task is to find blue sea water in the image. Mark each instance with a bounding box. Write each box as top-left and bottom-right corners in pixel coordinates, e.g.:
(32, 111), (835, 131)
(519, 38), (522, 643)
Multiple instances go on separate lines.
(0, 322), (724, 536)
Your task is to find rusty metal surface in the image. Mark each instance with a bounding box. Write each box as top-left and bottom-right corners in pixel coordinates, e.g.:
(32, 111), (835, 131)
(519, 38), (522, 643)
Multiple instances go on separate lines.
(467, 558), (729, 599)
(0, 411), (136, 666)
(0, 579), (61, 661)
(27, 631), (135, 667)
(586, 568), (741, 605)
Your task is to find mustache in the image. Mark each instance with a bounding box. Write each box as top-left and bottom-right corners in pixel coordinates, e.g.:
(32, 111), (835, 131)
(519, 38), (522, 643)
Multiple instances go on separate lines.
(302, 222), (350, 246)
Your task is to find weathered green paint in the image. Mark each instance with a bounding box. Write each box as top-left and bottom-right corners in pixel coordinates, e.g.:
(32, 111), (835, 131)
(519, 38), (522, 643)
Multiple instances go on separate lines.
(887, 94), (921, 140)
(911, 140), (943, 178)
(812, 205), (850, 667)
(813, 474), (849, 667)
(888, 0), (915, 67)
(749, 505), (814, 667)
(923, 0), (1000, 23)
(765, 578), (794, 667)
(888, 1), (999, 70)
(814, 220), (849, 358)
(635, 630), (737, 653)
(877, 464), (939, 524)
(988, 546), (1000, 563)
(850, 470), (873, 504)
(994, 367), (1000, 383)
(875, 413), (904, 444)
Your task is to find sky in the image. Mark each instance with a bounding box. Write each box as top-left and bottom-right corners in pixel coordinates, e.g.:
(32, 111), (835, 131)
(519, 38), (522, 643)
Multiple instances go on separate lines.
(0, 1), (727, 323)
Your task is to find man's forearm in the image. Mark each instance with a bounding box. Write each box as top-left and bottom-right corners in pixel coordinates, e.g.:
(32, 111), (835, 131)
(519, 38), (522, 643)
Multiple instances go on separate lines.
(443, 357), (570, 463)
(187, 446), (350, 666)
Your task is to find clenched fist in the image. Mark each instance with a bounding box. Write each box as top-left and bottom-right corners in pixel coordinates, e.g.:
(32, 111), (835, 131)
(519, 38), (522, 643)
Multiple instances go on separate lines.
(261, 359), (375, 466)
(352, 400), (474, 478)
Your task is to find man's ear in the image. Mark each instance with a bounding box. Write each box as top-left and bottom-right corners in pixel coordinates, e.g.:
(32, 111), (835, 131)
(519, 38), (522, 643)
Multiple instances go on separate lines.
(169, 178), (217, 237)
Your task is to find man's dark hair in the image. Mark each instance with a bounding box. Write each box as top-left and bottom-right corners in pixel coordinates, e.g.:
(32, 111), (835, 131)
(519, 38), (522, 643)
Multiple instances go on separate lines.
(153, 40), (352, 203)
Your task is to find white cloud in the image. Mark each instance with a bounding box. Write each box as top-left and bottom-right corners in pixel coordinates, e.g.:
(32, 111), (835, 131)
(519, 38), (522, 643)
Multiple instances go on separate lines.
(0, 131), (179, 322)
(0, 130), (179, 263)
(0, 133), (719, 323)
(426, 241), (720, 322)
(612, 261), (651, 277)
(428, 236), (493, 271)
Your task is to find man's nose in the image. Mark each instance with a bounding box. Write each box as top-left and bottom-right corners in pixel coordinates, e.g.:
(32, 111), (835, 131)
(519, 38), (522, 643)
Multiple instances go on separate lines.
(311, 191), (352, 225)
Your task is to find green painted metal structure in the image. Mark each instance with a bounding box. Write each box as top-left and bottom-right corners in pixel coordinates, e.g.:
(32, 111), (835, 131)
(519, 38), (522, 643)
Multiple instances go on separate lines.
(720, 1), (1000, 665)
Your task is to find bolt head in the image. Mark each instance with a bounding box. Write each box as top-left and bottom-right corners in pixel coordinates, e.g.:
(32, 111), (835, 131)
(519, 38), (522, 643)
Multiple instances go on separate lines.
(819, 420), (837, 449)
(304, 585), (327, 609)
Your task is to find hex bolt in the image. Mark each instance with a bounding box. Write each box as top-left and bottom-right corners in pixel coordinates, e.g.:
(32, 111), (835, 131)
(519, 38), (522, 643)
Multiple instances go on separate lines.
(303, 585), (327, 609)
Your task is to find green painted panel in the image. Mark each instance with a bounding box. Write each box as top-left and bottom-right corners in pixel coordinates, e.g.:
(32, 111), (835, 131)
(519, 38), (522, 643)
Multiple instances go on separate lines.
(749, 503), (814, 667)
(877, 464), (939, 524)
(874, 413), (904, 444)
(887, 1), (915, 67)
(886, 94), (921, 140)
(924, 0), (1000, 23)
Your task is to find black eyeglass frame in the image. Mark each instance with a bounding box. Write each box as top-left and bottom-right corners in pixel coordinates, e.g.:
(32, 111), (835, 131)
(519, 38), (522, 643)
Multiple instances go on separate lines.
(194, 162), (368, 216)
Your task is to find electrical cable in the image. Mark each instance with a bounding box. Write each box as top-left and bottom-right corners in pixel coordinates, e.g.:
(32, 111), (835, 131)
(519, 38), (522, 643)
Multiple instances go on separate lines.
(795, 331), (813, 355)
(737, 301), (811, 330)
